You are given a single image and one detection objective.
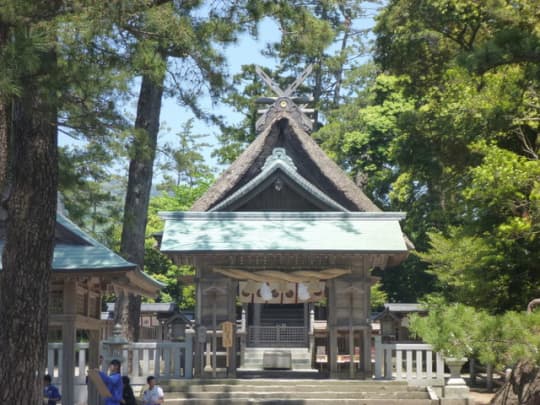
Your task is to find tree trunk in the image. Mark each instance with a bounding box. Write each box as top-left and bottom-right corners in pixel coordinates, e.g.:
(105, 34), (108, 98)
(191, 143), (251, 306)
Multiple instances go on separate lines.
(0, 23), (11, 210)
(491, 360), (540, 405)
(332, 12), (351, 107)
(0, 51), (58, 404)
(0, 100), (9, 210)
(116, 62), (165, 341)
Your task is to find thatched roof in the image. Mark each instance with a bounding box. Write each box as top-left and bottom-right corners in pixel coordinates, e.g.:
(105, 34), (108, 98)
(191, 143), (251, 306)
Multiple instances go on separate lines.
(192, 110), (381, 212)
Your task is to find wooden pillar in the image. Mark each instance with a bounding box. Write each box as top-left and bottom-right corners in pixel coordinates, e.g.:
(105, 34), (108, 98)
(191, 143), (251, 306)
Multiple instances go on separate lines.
(194, 275), (203, 377)
(327, 280), (338, 377)
(363, 328), (372, 379)
(211, 292), (217, 377)
(239, 305), (247, 368)
(253, 303), (261, 345)
(61, 320), (76, 405)
(61, 279), (77, 405)
(348, 289), (354, 378)
(87, 329), (101, 405)
(348, 327), (354, 378)
(228, 279), (237, 376)
(363, 277), (372, 379)
(329, 327), (338, 376)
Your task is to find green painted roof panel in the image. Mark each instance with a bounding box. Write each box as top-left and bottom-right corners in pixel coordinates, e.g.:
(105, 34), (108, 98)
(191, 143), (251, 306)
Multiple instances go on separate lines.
(0, 213), (135, 271)
(160, 211), (408, 253)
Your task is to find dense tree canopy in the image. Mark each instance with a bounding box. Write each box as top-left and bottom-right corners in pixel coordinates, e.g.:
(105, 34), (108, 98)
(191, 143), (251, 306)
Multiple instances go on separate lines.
(313, 0), (540, 310)
(3, 1), (540, 400)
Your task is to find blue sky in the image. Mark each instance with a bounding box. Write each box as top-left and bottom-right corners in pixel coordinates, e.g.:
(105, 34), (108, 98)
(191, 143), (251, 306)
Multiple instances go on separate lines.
(59, 3), (380, 178)
(156, 17), (281, 171)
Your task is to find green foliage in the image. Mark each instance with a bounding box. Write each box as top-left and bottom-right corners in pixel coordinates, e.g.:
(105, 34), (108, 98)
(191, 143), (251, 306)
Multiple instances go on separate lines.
(308, 0), (540, 309)
(59, 144), (125, 247)
(478, 310), (540, 368)
(215, 0), (371, 163)
(157, 119), (214, 188)
(144, 180), (211, 309)
(410, 297), (540, 367)
(370, 282), (388, 312)
(409, 296), (488, 359)
(143, 247), (196, 309)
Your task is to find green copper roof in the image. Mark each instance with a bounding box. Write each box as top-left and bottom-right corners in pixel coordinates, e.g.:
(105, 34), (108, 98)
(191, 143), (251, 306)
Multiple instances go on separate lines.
(0, 214), (135, 271)
(159, 211), (408, 253)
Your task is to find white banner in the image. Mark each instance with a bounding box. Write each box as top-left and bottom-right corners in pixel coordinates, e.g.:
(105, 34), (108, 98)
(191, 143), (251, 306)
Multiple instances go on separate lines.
(239, 281), (325, 304)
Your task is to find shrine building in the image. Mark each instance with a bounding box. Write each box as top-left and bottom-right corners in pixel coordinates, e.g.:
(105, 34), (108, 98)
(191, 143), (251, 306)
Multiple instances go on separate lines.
(159, 67), (412, 378)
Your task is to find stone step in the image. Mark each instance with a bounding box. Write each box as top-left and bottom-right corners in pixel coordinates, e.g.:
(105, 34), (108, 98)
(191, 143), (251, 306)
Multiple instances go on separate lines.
(162, 378), (412, 385)
(160, 391), (430, 400)
(153, 399), (438, 405)
(235, 370), (321, 378)
(243, 349), (310, 355)
(161, 379), (427, 393)
(153, 379), (438, 405)
(162, 385), (427, 394)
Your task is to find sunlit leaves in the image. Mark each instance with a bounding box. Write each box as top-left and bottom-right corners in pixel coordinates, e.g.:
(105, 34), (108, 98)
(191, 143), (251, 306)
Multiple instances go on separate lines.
(410, 297), (540, 367)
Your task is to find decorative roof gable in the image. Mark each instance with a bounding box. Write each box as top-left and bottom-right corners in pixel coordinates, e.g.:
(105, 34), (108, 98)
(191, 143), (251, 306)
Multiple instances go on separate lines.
(210, 148), (348, 212)
(191, 113), (381, 212)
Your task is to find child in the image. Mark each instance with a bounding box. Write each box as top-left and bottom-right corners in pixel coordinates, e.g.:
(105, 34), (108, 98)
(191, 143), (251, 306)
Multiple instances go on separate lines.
(121, 376), (137, 405)
(43, 375), (61, 405)
(141, 376), (164, 405)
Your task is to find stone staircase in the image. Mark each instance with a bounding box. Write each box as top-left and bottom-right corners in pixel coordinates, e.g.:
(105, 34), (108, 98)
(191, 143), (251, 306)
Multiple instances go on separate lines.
(155, 379), (439, 404)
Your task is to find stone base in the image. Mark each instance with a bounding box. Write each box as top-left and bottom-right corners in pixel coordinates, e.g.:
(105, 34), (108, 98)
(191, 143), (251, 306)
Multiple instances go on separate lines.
(440, 398), (475, 405)
(444, 383), (470, 399)
(262, 350), (292, 369)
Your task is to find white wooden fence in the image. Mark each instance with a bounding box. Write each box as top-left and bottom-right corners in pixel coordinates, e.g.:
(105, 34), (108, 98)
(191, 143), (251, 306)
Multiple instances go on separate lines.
(46, 342), (90, 384)
(374, 336), (445, 386)
(123, 341), (193, 384)
(46, 340), (193, 386)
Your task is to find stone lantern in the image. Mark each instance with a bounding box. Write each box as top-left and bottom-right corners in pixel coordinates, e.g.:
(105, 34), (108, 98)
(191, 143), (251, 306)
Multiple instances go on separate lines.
(102, 323), (129, 368)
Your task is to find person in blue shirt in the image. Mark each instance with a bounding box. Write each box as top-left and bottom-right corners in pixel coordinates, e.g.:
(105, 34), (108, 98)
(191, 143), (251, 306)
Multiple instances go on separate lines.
(43, 374), (61, 405)
(98, 359), (124, 405)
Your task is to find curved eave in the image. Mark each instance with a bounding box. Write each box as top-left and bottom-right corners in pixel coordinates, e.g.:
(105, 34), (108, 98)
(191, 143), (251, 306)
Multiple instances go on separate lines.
(126, 269), (166, 298)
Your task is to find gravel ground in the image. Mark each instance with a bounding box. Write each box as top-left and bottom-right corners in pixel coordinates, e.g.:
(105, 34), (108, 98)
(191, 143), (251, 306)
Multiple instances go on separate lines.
(469, 389), (495, 405)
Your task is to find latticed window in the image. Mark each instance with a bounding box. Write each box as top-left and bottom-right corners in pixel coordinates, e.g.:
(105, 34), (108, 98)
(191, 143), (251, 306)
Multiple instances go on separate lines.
(76, 293), (87, 315)
(49, 291), (63, 314)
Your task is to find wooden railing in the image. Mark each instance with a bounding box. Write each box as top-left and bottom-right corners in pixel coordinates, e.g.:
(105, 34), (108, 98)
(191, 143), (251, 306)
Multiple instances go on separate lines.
(46, 337), (194, 387)
(247, 325), (307, 347)
(123, 340), (193, 384)
(46, 342), (89, 384)
(374, 336), (444, 386)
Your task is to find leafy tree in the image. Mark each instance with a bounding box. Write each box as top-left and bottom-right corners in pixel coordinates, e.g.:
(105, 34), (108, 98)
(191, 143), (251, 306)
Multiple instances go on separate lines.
(0, 1), (141, 402)
(316, 0), (540, 307)
(59, 143), (125, 246)
(215, 0), (371, 163)
(157, 118), (214, 189)
(409, 297), (486, 359)
(410, 297), (540, 368)
(419, 142), (540, 312)
(370, 281), (388, 311)
(144, 182), (212, 309)
(114, 0), (267, 341)
(0, 5), (59, 401)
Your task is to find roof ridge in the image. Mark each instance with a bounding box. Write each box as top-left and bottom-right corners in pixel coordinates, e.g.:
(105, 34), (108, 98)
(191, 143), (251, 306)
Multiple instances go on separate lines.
(191, 112), (381, 212)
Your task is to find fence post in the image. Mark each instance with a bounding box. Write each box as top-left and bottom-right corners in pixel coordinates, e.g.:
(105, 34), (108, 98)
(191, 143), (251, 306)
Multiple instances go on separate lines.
(374, 336), (382, 378)
(184, 328), (194, 379)
(486, 363), (493, 391)
(436, 352), (444, 383)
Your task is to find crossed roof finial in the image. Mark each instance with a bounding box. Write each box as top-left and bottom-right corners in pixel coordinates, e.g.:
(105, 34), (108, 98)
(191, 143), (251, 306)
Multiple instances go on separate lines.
(255, 65), (314, 134)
